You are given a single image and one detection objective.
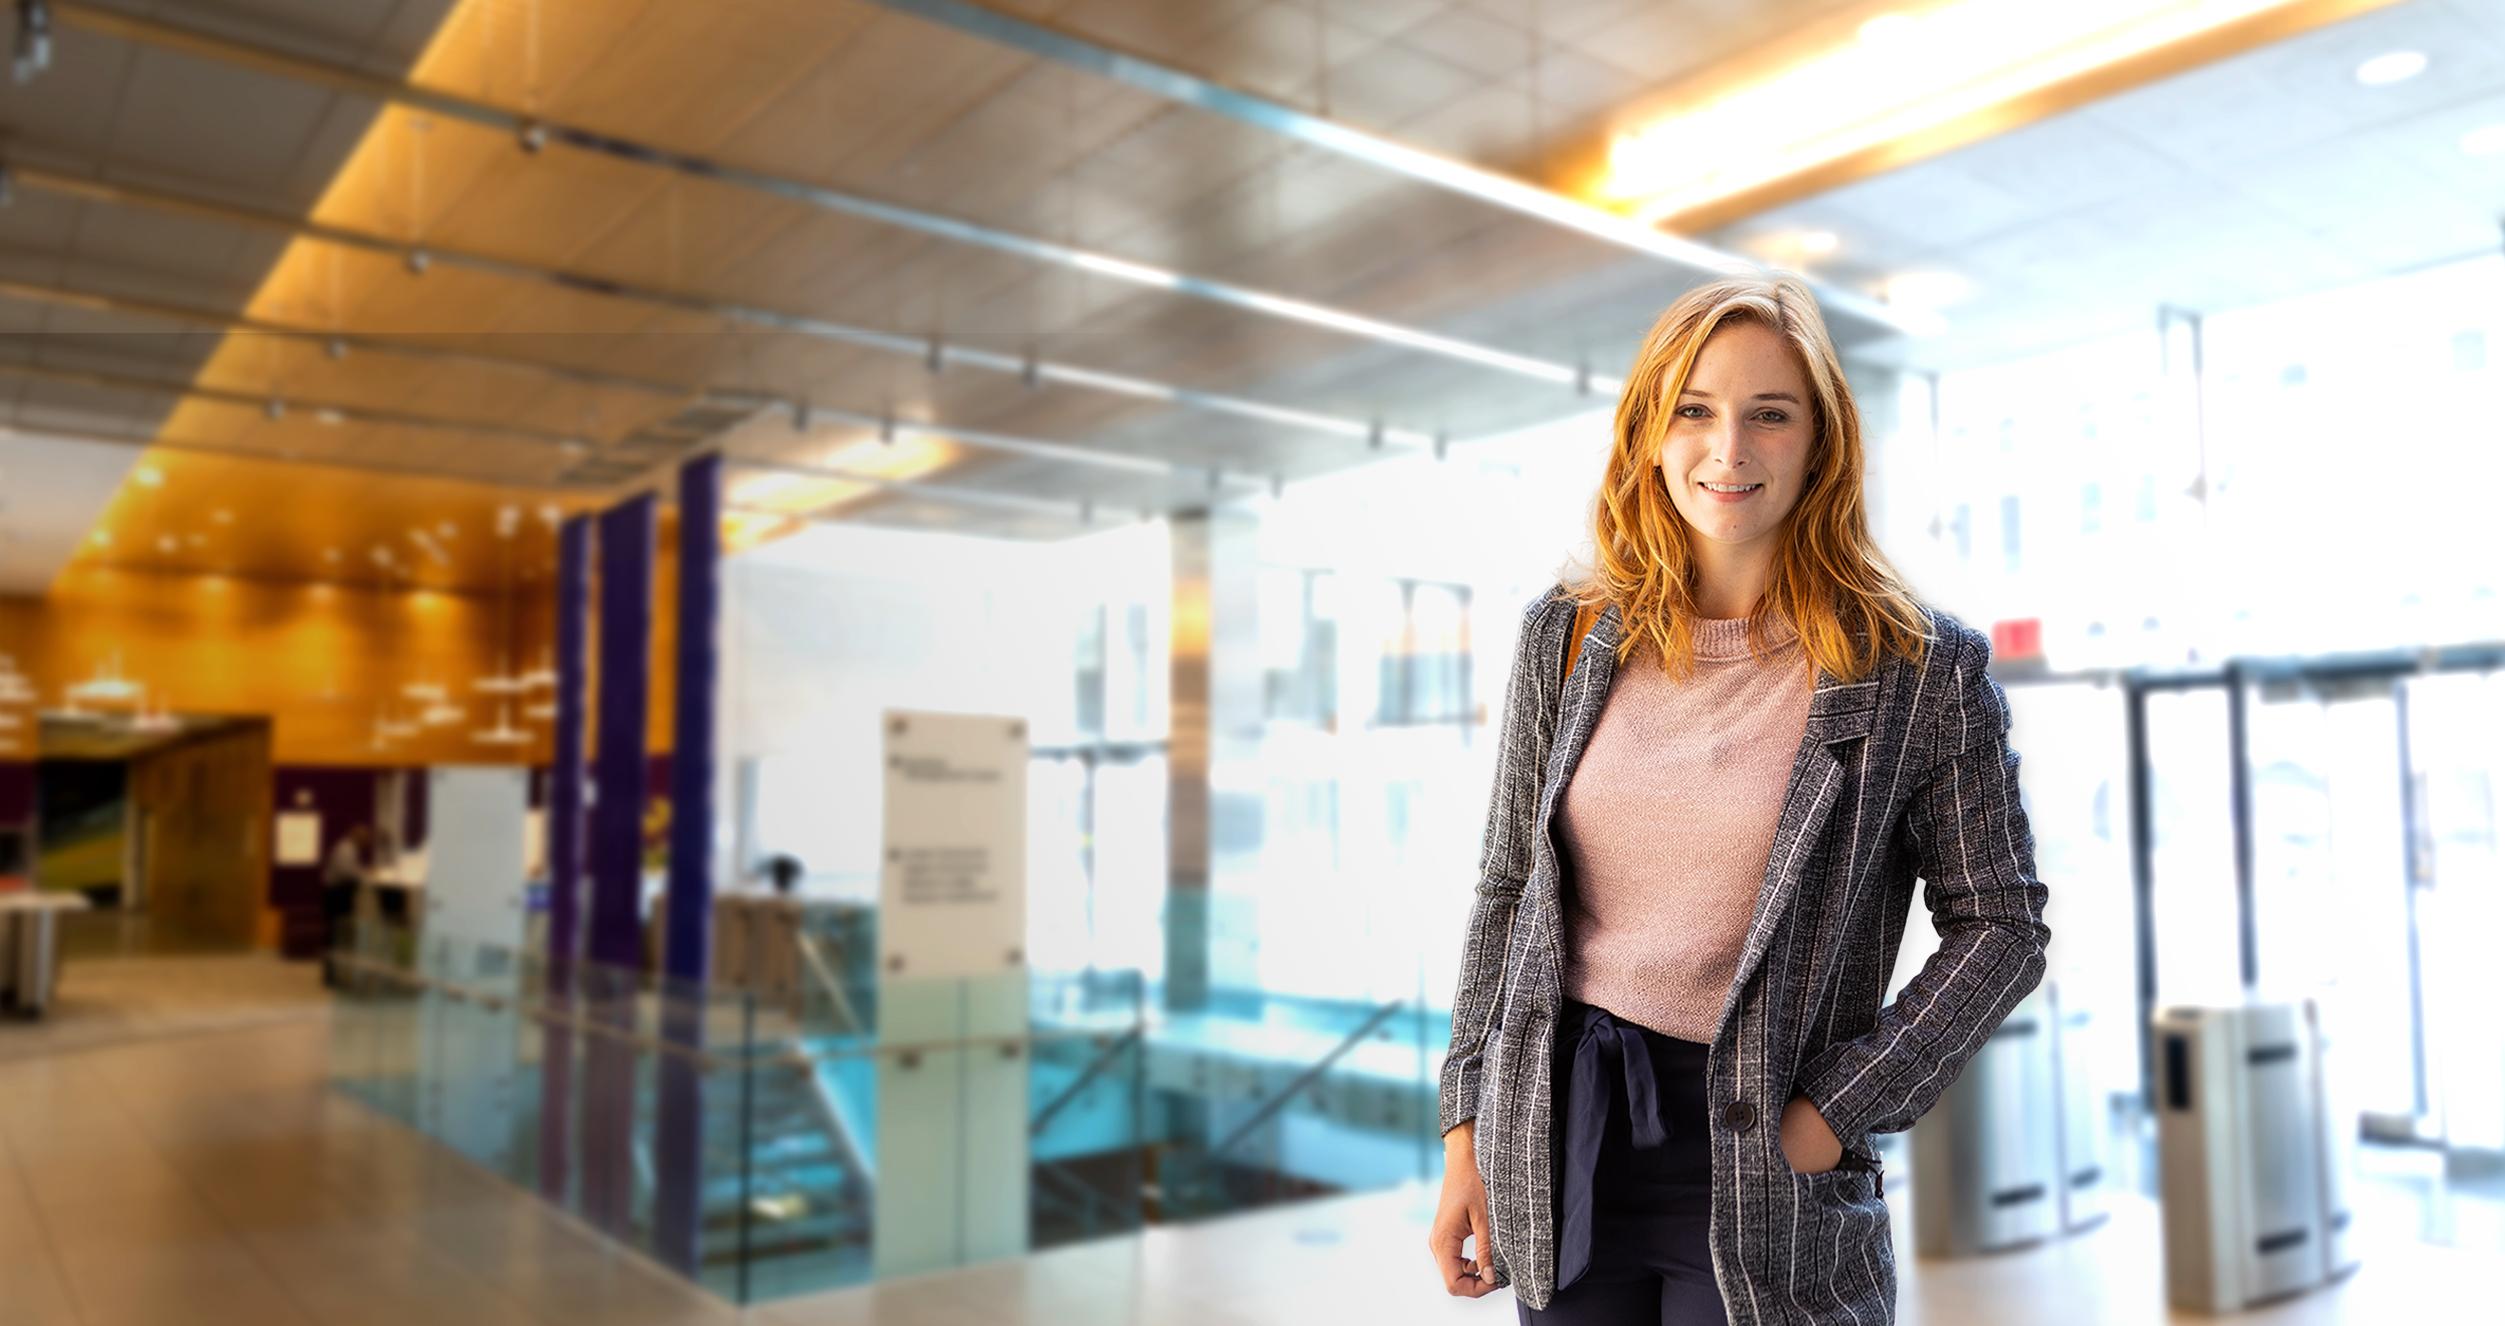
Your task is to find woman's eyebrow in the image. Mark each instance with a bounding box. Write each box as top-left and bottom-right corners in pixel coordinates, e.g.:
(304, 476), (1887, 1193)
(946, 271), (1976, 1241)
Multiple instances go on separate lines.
(1678, 388), (1804, 404)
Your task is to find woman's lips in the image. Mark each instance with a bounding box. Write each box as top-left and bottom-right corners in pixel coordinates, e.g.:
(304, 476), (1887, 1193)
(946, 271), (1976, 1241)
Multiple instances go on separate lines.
(1698, 481), (1762, 503)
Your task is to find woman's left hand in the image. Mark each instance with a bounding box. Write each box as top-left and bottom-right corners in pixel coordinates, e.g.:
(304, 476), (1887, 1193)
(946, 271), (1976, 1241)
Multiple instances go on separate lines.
(1779, 1093), (1844, 1174)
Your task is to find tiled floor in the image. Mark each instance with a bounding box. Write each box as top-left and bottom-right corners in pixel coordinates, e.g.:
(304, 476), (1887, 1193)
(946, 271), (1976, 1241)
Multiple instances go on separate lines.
(2, 954), (2499, 1324)
(0, 950), (329, 1062)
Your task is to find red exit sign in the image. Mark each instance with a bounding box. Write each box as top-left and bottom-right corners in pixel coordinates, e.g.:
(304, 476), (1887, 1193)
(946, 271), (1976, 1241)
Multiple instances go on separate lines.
(1991, 617), (2043, 662)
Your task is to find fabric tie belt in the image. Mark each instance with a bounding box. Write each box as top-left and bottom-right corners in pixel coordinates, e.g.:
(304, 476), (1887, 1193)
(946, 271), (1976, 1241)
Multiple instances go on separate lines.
(1554, 999), (1675, 1292)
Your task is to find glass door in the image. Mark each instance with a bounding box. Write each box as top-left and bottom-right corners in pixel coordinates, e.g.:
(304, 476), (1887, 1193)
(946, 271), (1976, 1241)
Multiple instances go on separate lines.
(2245, 675), (2421, 1139)
(2401, 669), (2505, 1153)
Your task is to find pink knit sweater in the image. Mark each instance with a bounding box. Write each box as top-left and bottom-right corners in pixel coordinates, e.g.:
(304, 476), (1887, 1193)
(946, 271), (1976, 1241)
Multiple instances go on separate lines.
(1557, 611), (1814, 1043)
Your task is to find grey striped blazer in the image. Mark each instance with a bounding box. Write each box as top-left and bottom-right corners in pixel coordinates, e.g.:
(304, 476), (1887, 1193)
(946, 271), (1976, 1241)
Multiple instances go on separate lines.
(1439, 584), (2050, 1321)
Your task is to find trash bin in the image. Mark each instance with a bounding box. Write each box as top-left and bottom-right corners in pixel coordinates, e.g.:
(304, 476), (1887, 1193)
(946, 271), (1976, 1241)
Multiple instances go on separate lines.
(0, 908), (19, 1007)
(0, 893), (86, 1016)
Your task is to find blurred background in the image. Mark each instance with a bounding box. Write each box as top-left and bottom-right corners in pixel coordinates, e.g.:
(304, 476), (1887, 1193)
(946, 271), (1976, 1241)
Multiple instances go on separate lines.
(0, 0), (2500, 1322)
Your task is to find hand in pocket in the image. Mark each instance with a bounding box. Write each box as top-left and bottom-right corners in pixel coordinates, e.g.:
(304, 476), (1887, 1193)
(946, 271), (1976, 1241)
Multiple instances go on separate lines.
(1778, 1092), (1844, 1175)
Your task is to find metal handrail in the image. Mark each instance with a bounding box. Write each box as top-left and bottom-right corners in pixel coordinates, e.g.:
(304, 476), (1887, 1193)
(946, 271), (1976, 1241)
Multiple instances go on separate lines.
(1206, 998), (1407, 1160)
(1028, 1024), (1145, 1137)
(793, 930), (865, 1037)
(330, 949), (1137, 1071)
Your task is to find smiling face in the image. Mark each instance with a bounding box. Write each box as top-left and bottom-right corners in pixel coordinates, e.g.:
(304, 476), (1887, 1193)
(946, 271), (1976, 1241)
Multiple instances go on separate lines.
(1655, 317), (1817, 569)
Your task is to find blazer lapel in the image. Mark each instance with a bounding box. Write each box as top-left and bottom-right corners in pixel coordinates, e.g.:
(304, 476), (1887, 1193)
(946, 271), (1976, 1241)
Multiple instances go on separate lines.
(1534, 600), (1624, 934)
(1710, 649), (1880, 1045)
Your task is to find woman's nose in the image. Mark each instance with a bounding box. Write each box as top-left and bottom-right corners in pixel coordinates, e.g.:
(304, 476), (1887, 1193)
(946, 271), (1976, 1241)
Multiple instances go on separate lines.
(1710, 431), (1747, 468)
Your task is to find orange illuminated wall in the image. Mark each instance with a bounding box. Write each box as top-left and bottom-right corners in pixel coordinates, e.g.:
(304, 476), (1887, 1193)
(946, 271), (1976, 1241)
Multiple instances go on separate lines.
(2, 555), (685, 767)
(0, 569), (546, 767)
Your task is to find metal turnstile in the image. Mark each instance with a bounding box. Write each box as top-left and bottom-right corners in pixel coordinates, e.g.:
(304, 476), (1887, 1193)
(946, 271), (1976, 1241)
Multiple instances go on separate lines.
(2051, 982), (2114, 1232)
(1911, 984), (2066, 1256)
(2153, 994), (2360, 1313)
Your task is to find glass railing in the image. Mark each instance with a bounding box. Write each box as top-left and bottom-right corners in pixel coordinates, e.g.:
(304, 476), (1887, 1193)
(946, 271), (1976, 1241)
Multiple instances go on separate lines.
(327, 917), (1452, 1305)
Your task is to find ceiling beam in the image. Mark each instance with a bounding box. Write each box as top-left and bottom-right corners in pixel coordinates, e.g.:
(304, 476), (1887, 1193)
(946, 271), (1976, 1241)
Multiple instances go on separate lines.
(0, 269), (691, 403)
(0, 355), (590, 452)
(0, 269), (1271, 493)
(855, 0), (1933, 340)
(1, 419), (584, 490)
(49, 1), (1620, 394)
(8, 158), (1456, 454)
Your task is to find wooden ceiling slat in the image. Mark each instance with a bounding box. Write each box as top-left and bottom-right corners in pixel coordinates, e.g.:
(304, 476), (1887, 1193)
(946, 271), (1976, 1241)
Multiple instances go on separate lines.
(532, 0), (873, 151)
(712, 13), (1038, 187)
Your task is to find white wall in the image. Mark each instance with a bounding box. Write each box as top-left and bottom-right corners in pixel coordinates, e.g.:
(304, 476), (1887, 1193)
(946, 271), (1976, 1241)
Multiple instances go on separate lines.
(721, 517), (1167, 907)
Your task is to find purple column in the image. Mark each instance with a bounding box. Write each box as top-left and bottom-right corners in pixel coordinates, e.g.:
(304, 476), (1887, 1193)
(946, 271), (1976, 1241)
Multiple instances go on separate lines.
(537, 515), (592, 1203)
(582, 493), (654, 1236)
(654, 454), (719, 1270)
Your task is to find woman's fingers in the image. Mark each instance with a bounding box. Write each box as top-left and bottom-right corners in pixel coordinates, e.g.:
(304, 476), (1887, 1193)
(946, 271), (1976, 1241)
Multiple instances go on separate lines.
(1428, 1177), (1501, 1297)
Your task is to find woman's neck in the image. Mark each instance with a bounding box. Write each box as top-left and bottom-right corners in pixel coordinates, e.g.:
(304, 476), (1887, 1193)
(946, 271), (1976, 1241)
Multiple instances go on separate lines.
(1690, 541), (1774, 618)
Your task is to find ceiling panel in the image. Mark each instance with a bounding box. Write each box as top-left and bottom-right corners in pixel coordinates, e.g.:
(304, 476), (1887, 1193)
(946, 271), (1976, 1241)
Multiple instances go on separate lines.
(0, 0), (2489, 569)
(105, 46), (347, 199)
(0, 432), (136, 595)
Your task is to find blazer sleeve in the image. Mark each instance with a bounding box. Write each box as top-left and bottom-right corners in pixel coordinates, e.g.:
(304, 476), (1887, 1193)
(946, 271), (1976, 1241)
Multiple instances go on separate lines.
(1438, 591), (1564, 1138)
(1794, 620), (2052, 1139)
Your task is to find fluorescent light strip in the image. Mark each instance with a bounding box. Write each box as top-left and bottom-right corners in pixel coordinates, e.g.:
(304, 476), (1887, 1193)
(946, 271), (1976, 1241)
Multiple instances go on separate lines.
(1614, 0), (2333, 224)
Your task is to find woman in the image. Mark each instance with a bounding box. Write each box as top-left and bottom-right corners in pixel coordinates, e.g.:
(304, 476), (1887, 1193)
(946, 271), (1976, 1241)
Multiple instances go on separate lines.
(1425, 271), (2050, 1324)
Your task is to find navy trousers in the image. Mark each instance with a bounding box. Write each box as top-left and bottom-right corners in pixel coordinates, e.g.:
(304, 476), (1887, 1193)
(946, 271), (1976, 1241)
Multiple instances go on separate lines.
(1518, 997), (1728, 1326)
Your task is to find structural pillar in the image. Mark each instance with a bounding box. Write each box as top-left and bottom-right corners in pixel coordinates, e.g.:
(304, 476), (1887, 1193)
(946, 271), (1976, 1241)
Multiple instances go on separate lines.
(581, 492), (654, 1236)
(1164, 509), (1261, 1015)
(537, 515), (592, 1203)
(654, 455), (720, 1270)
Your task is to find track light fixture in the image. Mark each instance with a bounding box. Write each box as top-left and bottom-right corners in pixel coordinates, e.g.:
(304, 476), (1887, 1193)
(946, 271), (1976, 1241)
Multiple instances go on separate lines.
(518, 120), (549, 154)
(924, 335), (943, 374)
(405, 248), (431, 276)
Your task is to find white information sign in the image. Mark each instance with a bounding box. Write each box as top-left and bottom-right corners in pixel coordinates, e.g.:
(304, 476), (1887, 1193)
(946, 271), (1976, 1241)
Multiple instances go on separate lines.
(273, 811), (322, 867)
(878, 710), (1027, 981)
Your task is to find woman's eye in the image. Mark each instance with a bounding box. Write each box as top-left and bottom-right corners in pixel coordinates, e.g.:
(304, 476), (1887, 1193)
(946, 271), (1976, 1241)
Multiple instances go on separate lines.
(1755, 410), (1789, 424)
(1675, 404), (1707, 419)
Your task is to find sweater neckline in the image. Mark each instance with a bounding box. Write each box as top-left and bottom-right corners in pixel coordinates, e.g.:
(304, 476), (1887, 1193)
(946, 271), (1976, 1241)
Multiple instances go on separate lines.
(1689, 611), (1798, 662)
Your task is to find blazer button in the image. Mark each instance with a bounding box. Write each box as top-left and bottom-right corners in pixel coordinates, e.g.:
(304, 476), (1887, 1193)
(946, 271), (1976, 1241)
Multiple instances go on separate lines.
(1722, 1099), (1756, 1132)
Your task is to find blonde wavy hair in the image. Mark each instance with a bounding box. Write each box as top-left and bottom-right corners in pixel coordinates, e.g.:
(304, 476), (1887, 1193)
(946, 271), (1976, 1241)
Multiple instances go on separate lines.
(1570, 270), (1931, 684)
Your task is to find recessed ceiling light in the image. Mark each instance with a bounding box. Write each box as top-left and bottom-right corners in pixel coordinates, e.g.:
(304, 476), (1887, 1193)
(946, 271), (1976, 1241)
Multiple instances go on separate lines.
(324, 547), (342, 562)
(1795, 230), (1839, 256)
(212, 509), (234, 524)
(133, 465), (163, 488)
(2355, 51), (2427, 86)
(157, 535), (176, 553)
(2463, 124), (2505, 157)
(437, 521), (457, 538)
